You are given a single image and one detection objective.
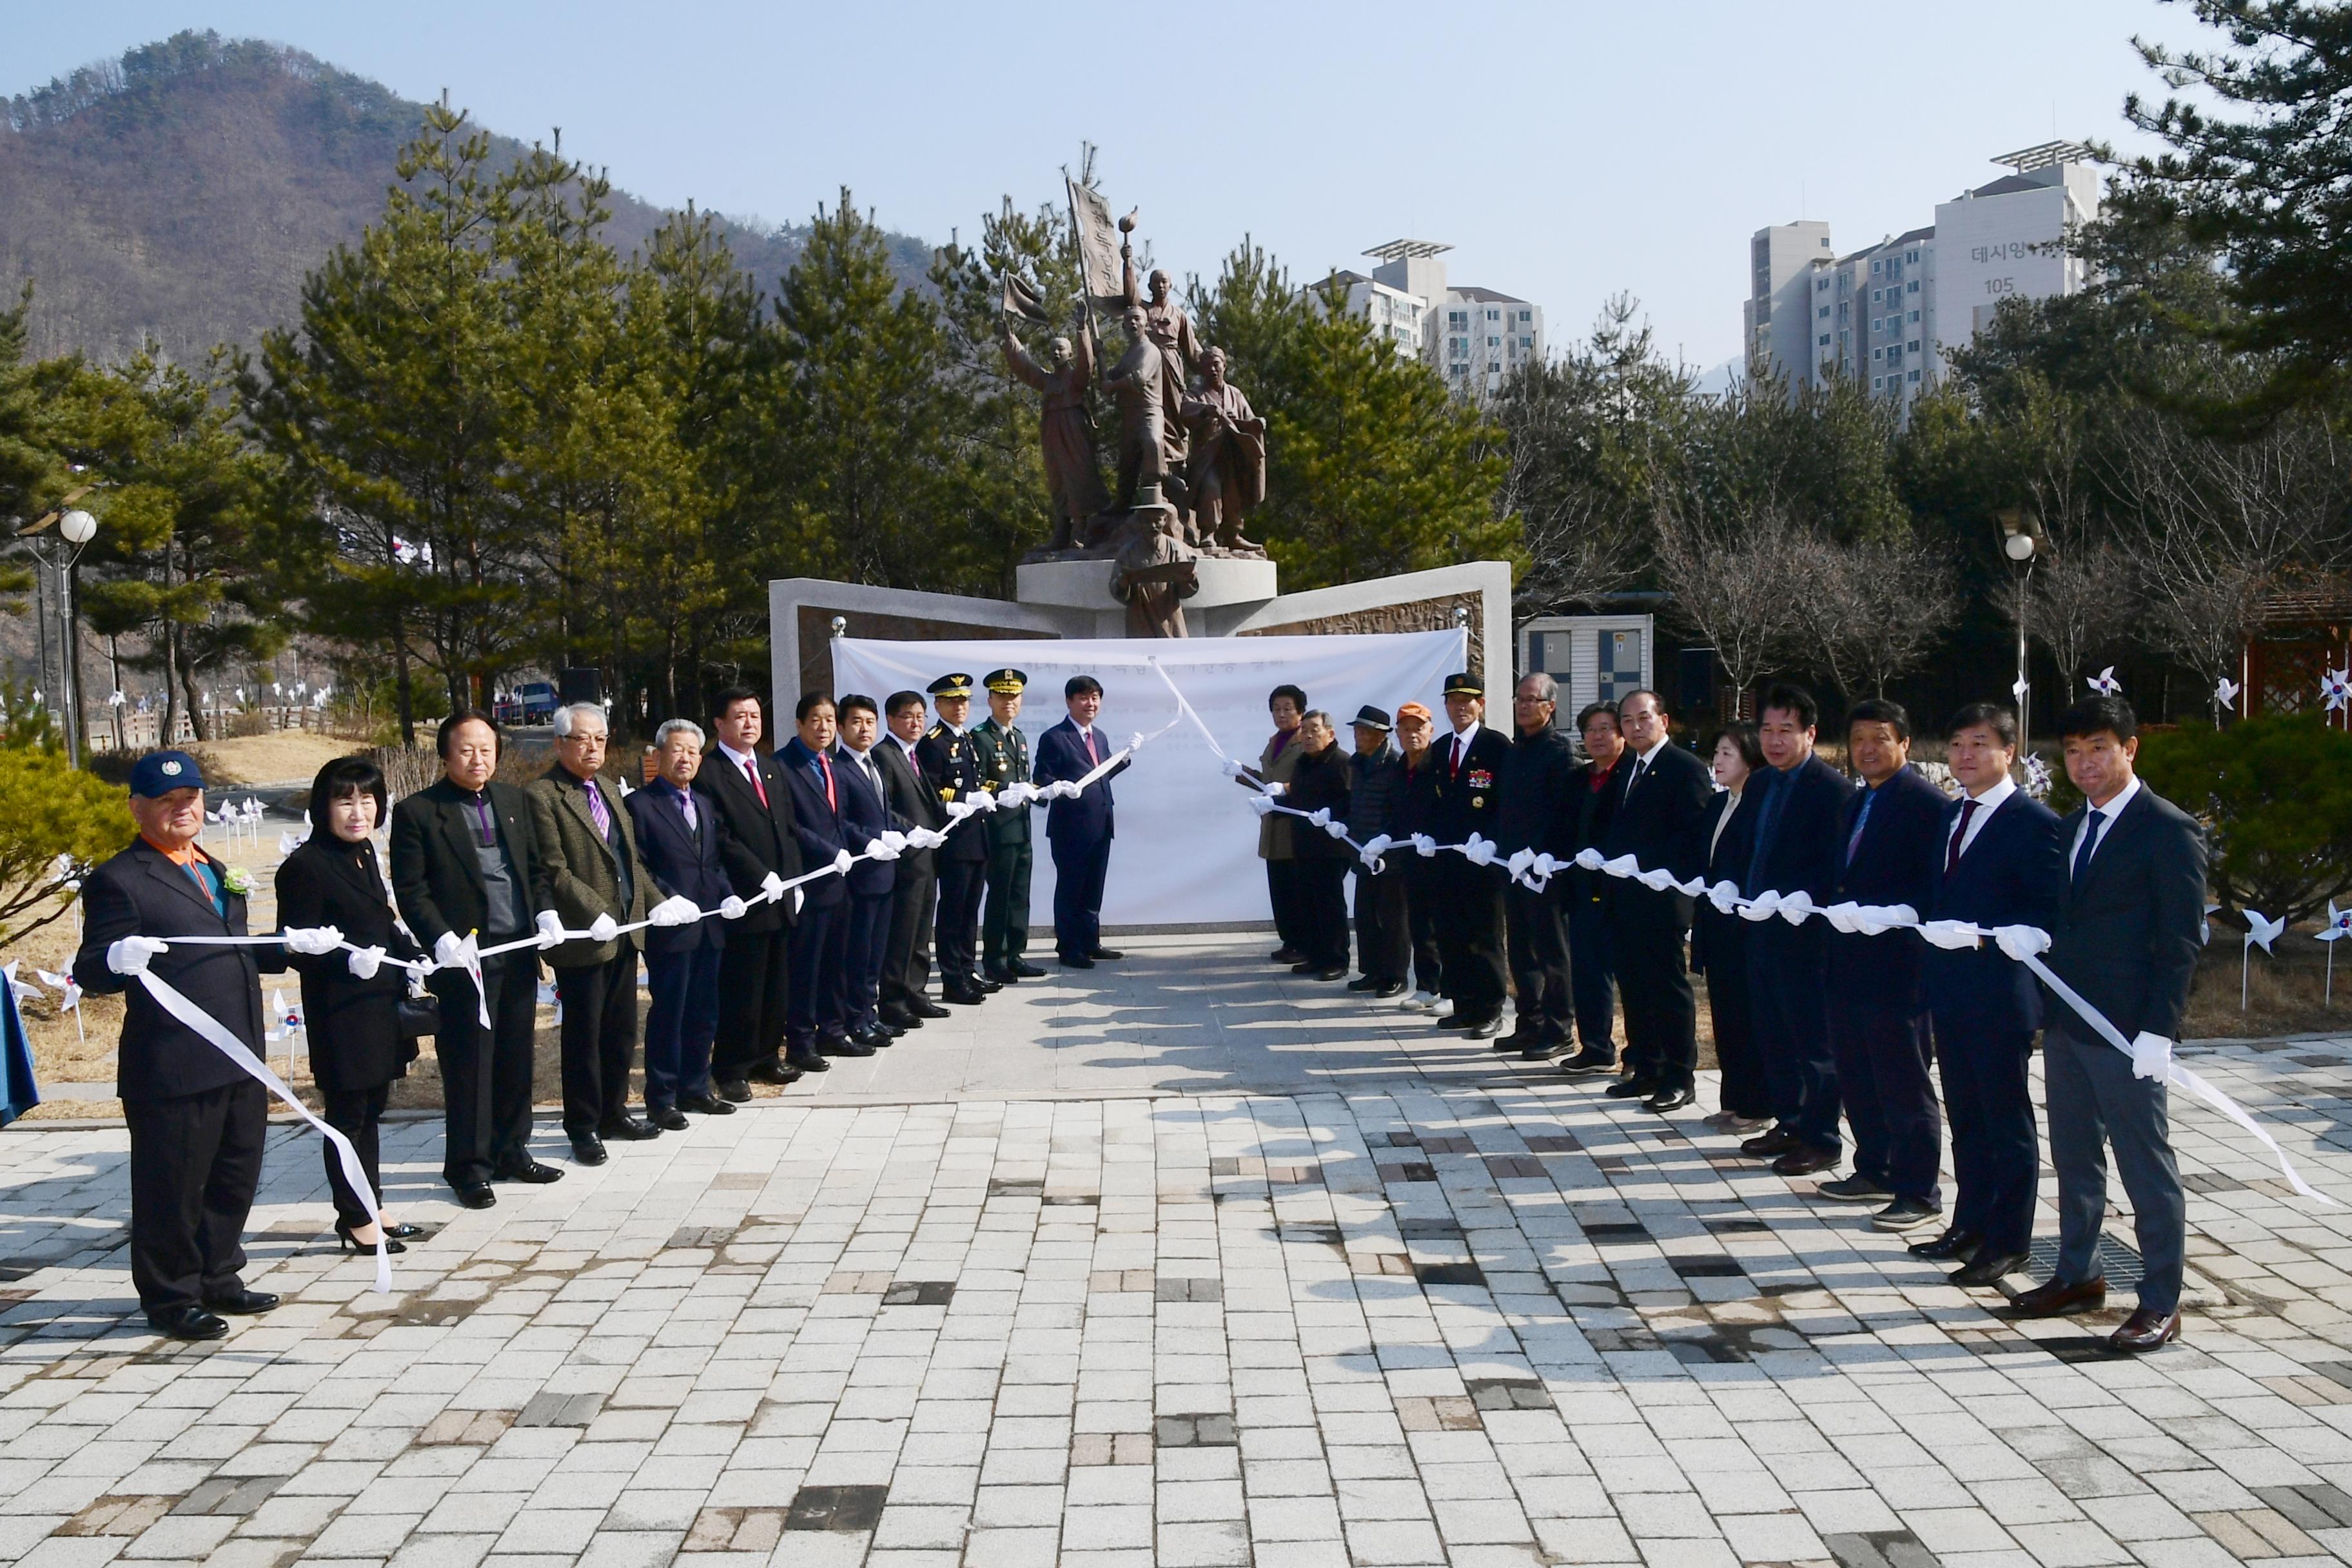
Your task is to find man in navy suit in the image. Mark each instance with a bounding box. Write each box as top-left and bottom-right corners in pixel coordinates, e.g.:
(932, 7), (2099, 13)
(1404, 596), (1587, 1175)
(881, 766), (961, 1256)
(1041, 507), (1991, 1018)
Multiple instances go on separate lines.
(629, 720), (740, 1127)
(2010, 696), (2206, 1354)
(1818, 700), (1951, 1231)
(1594, 690), (1714, 1112)
(1417, 672), (1514, 1037)
(1915, 701), (2063, 1286)
(700, 687), (808, 1092)
(1034, 674), (1132, 968)
(835, 695), (908, 1050)
(778, 693), (872, 1061)
(1741, 683), (1850, 1175)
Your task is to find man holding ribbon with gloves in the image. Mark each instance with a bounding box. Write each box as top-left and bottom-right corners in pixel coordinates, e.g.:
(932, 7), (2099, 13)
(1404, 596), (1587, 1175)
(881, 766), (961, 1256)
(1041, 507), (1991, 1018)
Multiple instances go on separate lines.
(74, 749), (294, 1340)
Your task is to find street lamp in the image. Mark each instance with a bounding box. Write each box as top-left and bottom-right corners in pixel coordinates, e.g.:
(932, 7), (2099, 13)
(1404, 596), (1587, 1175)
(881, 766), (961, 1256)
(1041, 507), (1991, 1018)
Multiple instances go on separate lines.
(15, 504), (99, 769)
(1997, 510), (2039, 751)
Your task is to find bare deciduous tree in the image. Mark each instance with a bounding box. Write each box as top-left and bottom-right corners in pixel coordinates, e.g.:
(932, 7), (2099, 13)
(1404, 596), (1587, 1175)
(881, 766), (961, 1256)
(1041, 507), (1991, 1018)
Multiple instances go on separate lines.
(1652, 501), (1805, 703)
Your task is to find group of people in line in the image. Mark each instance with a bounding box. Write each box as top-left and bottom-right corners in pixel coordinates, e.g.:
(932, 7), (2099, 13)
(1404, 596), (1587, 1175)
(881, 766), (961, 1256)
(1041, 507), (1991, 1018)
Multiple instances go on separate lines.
(69, 670), (1128, 1341)
(1252, 673), (2204, 1355)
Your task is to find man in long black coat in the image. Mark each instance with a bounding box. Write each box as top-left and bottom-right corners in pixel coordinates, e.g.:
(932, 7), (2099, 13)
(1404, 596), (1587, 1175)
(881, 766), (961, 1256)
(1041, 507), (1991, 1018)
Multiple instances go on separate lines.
(1417, 672), (1513, 1038)
(697, 686), (807, 1095)
(1597, 690), (1715, 1112)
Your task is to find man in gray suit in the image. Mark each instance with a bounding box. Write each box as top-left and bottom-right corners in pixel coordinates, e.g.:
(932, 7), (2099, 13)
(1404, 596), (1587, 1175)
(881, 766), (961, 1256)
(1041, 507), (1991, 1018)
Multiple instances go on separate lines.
(2008, 695), (2205, 1353)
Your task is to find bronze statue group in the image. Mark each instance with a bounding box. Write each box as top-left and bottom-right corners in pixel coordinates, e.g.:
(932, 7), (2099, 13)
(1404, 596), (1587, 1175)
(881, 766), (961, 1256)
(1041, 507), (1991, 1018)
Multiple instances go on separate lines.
(1244, 671), (2204, 1357)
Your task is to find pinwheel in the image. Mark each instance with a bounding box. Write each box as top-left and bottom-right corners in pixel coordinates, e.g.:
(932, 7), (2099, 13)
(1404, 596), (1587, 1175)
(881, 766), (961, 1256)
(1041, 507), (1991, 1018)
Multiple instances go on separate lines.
(2086, 667), (2121, 697)
(35, 968), (83, 1043)
(2242, 907), (2286, 1011)
(2319, 901), (2352, 1006)
(2021, 754), (2052, 801)
(2214, 676), (2241, 718)
(2325, 667), (2352, 714)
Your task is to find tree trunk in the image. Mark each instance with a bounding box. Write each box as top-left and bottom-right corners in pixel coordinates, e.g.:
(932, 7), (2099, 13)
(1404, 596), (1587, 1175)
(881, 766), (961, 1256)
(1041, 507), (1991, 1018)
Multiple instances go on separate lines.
(395, 642), (415, 747)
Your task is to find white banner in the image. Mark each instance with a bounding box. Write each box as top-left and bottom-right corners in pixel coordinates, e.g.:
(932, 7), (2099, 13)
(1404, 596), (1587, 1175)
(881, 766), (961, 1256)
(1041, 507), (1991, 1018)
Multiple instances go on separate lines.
(828, 632), (1465, 927)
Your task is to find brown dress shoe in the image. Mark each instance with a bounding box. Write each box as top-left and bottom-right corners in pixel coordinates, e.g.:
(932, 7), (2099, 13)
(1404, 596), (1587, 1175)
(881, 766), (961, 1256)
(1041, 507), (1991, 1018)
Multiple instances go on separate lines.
(2106, 1307), (2181, 1353)
(1770, 1146), (1839, 1177)
(2004, 1275), (2106, 1318)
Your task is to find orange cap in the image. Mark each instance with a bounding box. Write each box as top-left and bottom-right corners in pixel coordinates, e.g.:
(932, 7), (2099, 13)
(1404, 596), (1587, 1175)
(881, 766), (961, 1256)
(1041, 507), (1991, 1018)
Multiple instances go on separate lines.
(1395, 701), (1433, 723)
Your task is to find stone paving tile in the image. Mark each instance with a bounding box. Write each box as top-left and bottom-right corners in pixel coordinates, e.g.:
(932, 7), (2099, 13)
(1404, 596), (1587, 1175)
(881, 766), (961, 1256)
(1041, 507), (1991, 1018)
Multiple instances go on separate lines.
(6, 937), (2352, 1565)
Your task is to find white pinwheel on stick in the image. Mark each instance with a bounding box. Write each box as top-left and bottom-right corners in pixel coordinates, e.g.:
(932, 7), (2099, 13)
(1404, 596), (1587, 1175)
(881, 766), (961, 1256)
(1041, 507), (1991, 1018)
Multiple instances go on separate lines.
(2086, 667), (2122, 697)
(2241, 908), (2286, 1012)
(2320, 902), (2352, 1006)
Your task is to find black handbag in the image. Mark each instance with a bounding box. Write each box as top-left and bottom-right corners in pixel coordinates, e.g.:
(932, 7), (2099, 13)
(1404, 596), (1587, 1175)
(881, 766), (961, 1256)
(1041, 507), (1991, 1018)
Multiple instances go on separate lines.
(398, 992), (438, 1039)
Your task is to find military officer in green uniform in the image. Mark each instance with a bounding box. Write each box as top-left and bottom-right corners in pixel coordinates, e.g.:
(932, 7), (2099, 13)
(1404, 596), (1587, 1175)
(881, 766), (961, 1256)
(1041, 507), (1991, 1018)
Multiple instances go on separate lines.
(973, 669), (1046, 984)
(917, 672), (995, 1006)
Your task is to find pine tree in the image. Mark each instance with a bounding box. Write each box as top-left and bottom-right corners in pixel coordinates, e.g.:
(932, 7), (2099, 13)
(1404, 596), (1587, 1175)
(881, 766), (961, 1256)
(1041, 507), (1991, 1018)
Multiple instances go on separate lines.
(0, 283), (64, 612)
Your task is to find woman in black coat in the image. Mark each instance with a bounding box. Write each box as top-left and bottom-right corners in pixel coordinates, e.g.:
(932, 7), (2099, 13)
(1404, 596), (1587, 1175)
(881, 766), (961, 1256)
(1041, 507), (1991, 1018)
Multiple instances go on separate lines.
(277, 756), (426, 1253)
(1283, 710), (1356, 981)
(1691, 723), (1770, 1132)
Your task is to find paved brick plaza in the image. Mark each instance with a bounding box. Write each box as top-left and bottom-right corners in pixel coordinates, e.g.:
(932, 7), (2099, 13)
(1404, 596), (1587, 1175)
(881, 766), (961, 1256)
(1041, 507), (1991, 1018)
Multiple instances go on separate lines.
(4, 936), (2352, 1568)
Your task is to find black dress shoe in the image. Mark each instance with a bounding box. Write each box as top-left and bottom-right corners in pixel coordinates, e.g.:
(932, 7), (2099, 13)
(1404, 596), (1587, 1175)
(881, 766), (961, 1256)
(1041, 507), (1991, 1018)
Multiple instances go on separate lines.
(1290, 961), (1318, 974)
(984, 964), (1018, 985)
(974, 975), (1003, 994)
(453, 1182), (498, 1209)
(1909, 1228), (1982, 1262)
(716, 1078), (753, 1103)
(1271, 946), (1303, 964)
(820, 1035), (877, 1057)
(571, 1135), (609, 1166)
(2005, 1275), (2106, 1317)
(912, 999), (952, 1019)
(384, 1222), (426, 1241)
(943, 982), (987, 1005)
(1644, 1085), (1696, 1113)
(148, 1306), (228, 1342)
(853, 1024), (896, 1049)
(1315, 966), (1349, 981)
(1011, 960), (1048, 979)
(746, 1060), (801, 1086)
(785, 1052), (830, 1073)
(1950, 1250), (2030, 1287)
(1374, 981), (1408, 999)
(494, 1160), (565, 1184)
(678, 1093), (736, 1116)
(204, 1289), (279, 1315)
(650, 1106), (691, 1132)
(879, 1005), (921, 1030)
(1604, 1077), (1659, 1100)
(1467, 1015), (1505, 1039)
(1516, 1041), (1560, 1062)
(1088, 949), (1122, 961)
(601, 1116), (660, 1141)
(1771, 1146), (1839, 1177)
(1060, 954), (1096, 969)
(1435, 1011), (1479, 1030)
(1558, 1049), (1619, 1078)
(1741, 1126), (1800, 1158)
(2107, 1306), (2182, 1353)
(1347, 975), (1378, 992)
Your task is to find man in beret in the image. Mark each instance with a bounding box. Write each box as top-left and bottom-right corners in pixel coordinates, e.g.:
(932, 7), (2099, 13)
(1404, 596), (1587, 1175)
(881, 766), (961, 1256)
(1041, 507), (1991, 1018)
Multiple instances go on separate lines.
(74, 751), (288, 1341)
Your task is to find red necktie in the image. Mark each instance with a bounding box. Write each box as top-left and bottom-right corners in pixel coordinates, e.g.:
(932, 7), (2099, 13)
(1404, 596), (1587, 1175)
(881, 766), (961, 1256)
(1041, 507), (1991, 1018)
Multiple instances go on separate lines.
(818, 751), (837, 812)
(1451, 736), (1465, 778)
(1083, 728), (1099, 767)
(745, 756), (768, 808)
(1946, 799), (1977, 875)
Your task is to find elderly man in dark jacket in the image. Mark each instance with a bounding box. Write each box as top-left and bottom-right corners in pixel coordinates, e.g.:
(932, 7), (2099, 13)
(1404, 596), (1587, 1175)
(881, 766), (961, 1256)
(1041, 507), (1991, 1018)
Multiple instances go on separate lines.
(629, 718), (739, 1129)
(1344, 705), (1411, 997)
(74, 750), (291, 1340)
(1497, 674), (1580, 1059)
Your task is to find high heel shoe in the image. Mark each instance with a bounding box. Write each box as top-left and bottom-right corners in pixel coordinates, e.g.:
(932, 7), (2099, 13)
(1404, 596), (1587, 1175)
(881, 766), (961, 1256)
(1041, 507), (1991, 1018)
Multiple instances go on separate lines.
(383, 1223), (424, 1241)
(333, 1220), (406, 1255)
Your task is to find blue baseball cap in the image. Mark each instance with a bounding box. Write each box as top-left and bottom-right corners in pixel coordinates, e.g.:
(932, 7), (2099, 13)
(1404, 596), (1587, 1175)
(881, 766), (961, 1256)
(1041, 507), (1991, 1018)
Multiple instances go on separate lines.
(129, 750), (206, 798)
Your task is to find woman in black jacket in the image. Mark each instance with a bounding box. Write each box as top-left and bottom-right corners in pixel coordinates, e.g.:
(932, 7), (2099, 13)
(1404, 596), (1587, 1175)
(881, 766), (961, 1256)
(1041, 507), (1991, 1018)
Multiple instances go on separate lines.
(277, 756), (426, 1253)
(1691, 724), (1770, 1133)
(1284, 710), (1355, 981)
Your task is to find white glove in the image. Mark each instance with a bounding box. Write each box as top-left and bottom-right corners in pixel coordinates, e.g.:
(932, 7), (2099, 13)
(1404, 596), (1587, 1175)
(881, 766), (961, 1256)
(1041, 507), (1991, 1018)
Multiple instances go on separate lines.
(720, 895), (748, 921)
(1461, 836), (1496, 867)
(1531, 854), (1560, 879)
(1360, 833), (1395, 861)
(1602, 854), (1641, 880)
(2130, 1030), (2173, 1082)
(282, 925), (343, 956)
(1124, 733), (1143, 754)
(1875, 904), (1921, 933)
(996, 782), (1035, 809)
(1739, 890), (1783, 923)
(968, 790), (998, 813)
(866, 837), (901, 862)
(1307, 807), (1332, 828)
(347, 946), (386, 980)
(1262, 781), (1286, 798)
(1055, 779), (1083, 799)
(792, 888), (805, 915)
(1707, 880), (1743, 915)
(761, 872), (787, 902)
(1247, 794), (1277, 818)
(1413, 834), (1438, 858)
(1221, 758), (1248, 779)
(535, 909), (566, 949)
(1322, 818), (1351, 839)
(1822, 901), (1863, 934)
(587, 912), (621, 944)
(1358, 843), (1389, 871)
(107, 935), (169, 975)
(1574, 848), (1606, 871)
(433, 930), (471, 968)
(1776, 890), (1819, 925)
(1918, 921), (1983, 951)
(908, 827), (948, 850)
(1635, 865), (1679, 892)
(879, 830), (908, 855)
(1507, 848), (1537, 881)
(834, 848), (856, 876)
(649, 895), (701, 928)
(1994, 925), (2052, 963)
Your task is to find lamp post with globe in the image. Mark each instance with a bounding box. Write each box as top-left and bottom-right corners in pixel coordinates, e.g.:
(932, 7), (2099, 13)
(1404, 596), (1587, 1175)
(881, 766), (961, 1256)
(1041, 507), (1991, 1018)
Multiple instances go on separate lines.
(17, 506), (100, 768)
(1996, 509), (2039, 749)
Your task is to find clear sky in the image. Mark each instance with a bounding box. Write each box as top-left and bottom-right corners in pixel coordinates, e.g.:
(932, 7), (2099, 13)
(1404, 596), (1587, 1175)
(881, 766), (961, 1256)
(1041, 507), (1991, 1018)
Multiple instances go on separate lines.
(10, 0), (2190, 371)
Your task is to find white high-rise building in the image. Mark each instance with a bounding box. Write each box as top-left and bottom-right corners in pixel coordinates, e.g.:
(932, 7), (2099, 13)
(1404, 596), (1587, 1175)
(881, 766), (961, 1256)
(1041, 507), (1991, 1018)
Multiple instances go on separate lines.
(1315, 239), (1545, 398)
(1318, 270), (1429, 357)
(1742, 143), (2099, 410)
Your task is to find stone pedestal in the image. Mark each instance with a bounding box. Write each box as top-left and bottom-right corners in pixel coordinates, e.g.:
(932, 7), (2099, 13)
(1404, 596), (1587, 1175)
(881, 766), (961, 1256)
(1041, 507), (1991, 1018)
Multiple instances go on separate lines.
(1014, 555), (1280, 638)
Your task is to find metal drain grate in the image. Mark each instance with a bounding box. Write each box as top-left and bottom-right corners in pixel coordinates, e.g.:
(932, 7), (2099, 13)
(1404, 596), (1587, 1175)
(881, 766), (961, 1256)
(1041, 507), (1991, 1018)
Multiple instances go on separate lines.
(2025, 1231), (2144, 1289)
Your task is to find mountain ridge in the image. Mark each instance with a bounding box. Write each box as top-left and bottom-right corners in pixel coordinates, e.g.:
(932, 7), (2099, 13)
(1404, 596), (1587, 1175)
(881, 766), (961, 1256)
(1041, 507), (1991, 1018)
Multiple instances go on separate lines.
(0, 31), (934, 366)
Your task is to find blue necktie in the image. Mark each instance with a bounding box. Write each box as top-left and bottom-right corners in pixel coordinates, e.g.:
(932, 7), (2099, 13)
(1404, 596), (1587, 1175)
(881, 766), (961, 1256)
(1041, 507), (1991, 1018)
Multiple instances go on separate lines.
(1845, 787), (1876, 868)
(2070, 808), (2104, 894)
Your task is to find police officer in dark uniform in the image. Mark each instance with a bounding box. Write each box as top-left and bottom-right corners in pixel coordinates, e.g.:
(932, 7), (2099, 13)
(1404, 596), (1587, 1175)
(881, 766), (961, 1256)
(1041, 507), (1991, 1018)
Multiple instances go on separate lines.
(972, 669), (1045, 985)
(917, 672), (995, 1006)
(1413, 672), (1513, 1038)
